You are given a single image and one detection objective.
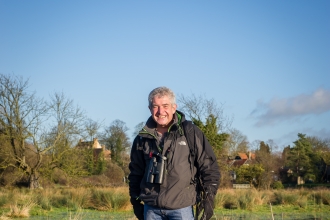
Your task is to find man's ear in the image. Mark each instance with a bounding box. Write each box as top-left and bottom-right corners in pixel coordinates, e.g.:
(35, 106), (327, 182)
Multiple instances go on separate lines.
(172, 104), (177, 112)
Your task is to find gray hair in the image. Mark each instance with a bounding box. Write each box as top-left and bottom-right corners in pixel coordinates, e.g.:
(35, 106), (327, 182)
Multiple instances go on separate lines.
(148, 87), (176, 107)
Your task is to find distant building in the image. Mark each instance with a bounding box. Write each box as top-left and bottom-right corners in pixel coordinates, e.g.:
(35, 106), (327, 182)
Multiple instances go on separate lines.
(76, 138), (111, 160)
(228, 151), (256, 167)
(227, 152), (256, 185)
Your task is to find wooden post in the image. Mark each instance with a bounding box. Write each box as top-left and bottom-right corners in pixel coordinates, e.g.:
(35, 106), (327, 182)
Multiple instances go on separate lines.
(270, 203), (274, 220)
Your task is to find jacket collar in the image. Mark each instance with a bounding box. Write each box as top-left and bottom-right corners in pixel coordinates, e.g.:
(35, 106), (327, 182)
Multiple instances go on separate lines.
(139, 110), (186, 137)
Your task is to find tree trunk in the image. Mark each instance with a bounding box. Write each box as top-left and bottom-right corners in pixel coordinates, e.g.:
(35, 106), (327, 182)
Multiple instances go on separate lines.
(29, 170), (40, 189)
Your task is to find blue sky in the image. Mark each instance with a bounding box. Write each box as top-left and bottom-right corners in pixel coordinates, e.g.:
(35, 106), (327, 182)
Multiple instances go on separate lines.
(1, 0), (329, 149)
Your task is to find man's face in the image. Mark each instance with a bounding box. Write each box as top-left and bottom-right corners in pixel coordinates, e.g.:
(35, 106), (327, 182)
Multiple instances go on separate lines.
(149, 95), (177, 128)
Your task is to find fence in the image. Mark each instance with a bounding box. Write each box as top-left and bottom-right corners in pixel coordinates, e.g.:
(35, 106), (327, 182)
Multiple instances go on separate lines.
(232, 184), (251, 189)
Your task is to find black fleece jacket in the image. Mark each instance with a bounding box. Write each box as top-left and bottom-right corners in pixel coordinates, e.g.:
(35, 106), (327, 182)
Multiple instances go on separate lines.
(128, 111), (220, 209)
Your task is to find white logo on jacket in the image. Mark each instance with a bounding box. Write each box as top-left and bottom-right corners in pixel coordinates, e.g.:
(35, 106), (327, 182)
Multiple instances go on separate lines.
(178, 141), (187, 145)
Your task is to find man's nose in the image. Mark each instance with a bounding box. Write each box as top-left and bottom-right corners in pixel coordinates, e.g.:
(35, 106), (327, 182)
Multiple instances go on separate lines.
(157, 106), (164, 114)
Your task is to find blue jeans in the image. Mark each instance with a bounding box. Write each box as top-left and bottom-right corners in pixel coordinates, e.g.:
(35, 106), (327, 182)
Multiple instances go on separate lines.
(144, 204), (194, 220)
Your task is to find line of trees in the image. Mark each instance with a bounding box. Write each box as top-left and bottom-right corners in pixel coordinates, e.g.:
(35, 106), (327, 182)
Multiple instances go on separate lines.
(0, 73), (132, 188)
(0, 73), (329, 189)
(177, 93), (330, 188)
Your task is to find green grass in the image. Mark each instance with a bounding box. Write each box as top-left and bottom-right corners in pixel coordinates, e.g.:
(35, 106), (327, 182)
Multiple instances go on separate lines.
(23, 208), (136, 220)
(214, 204), (330, 220)
(1, 187), (330, 219)
(21, 205), (330, 220)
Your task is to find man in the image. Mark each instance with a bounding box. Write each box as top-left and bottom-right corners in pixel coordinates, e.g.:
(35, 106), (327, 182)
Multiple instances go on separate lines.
(129, 86), (220, 220)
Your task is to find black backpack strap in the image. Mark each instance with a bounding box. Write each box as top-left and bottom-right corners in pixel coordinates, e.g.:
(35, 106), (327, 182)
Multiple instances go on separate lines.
(137, 136), (145, 150)
(182, 120), (204, 220)
(182, 120), (197, 181)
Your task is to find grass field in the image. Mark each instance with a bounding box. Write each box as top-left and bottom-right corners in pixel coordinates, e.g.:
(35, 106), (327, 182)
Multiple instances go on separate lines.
(0, 187), (329, 219)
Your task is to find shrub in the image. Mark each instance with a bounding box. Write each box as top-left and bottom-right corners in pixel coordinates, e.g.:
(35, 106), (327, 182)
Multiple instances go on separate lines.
(253, 190), (271, 206)
(69, 188), (91, 209)
(35, 192), (52, 210)
(272, 181), (284, 189)
(89, 187), (130, 211)
(297, 196), (308, 208)
(313, 190), (330, 205)
(52, 169), (68, 186)
(238, 192), (255, 210)
(103, 162), (125, 186)
(90, 188), (114, 211)
(82, 175), (112, 187)
(273, 190), (305, 206)
(48, 189), (70, 208)
(221, 190), (239, 209)
(0, 192), (8, 207)
(7, 201), (35, 218)
(322, 190), (330, 205)
(223, 197), (238, 209)
(214, 191), (227, 208)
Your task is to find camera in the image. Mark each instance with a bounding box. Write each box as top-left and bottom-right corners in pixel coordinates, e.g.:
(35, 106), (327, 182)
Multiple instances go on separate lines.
(146, 153), (167, 184)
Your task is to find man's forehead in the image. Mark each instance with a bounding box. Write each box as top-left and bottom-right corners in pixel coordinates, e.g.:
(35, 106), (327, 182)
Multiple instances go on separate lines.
(152, 95), (171, 103)
(153, 94), (169, 100)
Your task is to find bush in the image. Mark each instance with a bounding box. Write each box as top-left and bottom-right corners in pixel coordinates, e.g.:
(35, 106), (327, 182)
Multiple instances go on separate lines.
(238, 192), (255, 210)
(214, 192), (226, 208)
(0, 193), (8, 208)
(272, 181), (284, 189)
(313, 190), (330, 205)
(273, 190), (302, 205)
(52, 169), (68, 186)
(89, 187), (130, 211)
(103, 162), (125, 186)
(7, 201), (35, 218)
(35, 192), (52, 210)
(221, 190), (239, 209)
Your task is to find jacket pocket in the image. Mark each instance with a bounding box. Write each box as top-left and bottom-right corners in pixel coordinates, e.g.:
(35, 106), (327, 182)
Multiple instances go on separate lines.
(180, 185), (196, 206)
(139, 190), (158, 206)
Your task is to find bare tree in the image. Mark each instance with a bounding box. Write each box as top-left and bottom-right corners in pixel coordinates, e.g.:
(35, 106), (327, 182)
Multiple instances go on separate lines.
(254, 139), (284, 189)
(177, 93), (232, 133)
(249, 140), (261, 151)
(224, 128), (249, 156)
(307, 136), (330, 152)
(42, 92), (87, 178)
(0, 74), (87, 188)
(178, 94), (233, 188)
(132, 121), (145, 138)
(0, 74), (48, 188)
(84, 118), (104, 141)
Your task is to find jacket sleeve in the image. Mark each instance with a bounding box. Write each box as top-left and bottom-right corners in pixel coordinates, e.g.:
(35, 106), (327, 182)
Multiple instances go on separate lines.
(128, 136), (146, 199)
(194, 125), (221, 194)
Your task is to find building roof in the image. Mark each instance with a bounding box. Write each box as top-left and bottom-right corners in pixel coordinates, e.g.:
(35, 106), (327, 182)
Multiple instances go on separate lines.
(227, 152), (256, 167)
(76, 138), (103, 149)
(76, 138), (111, 159)
(237, 153), (248, 159)
(232, 159), (248, 167)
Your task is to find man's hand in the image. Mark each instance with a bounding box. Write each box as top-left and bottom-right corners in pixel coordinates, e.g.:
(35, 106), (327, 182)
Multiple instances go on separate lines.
(130, 197), (144, 220)
(201, 192), (215, 220)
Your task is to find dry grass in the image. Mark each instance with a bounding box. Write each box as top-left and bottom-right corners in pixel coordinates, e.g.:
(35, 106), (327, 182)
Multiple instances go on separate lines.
(0, 186), (329, 219)
(215, 188), (330, 210)
(7, 200), (35, 218)
(215, 188), (272, 210)
(89, 187), (131, 211)
(312, 189), (330, 205)
(272, 189), (310, 206)
(67, 208), (85, 220)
